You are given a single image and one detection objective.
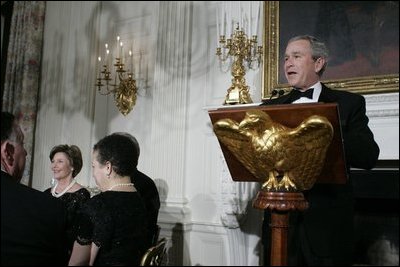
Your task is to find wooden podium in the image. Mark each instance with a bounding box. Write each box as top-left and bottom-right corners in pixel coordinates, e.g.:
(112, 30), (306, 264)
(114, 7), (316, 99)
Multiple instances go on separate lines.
(209, 103), (347, 266)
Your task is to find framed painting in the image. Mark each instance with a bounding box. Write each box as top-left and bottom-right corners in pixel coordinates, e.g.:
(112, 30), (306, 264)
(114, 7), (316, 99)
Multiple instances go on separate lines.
(262, 1), (399, 99)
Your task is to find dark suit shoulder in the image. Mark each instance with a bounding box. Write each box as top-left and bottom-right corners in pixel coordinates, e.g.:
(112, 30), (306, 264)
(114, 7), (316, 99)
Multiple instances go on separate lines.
(133, 170), (158, 194)
(321, 84), (365, 103)
(1, 172), (68, 265)
(132, 169), (160, 211)
(1, 174), (66, 224)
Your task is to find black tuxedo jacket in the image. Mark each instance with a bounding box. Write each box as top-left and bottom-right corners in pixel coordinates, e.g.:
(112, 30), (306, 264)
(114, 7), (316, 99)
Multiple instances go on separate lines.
(262, 84), (379, 170)
(132, 169), (161, 245)
(1, 171), (69, 265)
(261, 84), (379, 265)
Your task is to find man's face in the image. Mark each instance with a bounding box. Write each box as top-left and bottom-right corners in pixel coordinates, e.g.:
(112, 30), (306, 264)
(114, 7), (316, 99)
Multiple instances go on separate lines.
(283, 39), (321, 90)
(11, 124), (27, 181)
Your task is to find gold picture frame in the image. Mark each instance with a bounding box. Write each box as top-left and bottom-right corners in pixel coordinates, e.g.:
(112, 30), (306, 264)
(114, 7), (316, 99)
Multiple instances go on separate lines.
(262, 1), (399, 100)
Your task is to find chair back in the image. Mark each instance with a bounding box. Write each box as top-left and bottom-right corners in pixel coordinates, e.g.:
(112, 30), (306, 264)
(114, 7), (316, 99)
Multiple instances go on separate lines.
(140, 238), (167, 266)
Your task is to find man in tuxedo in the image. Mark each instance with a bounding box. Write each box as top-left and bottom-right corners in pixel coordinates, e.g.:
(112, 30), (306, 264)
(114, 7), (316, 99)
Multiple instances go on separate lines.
(112, 132), (161, 246)
(261, 35), (380, 265)
(1, 112), (69, 265)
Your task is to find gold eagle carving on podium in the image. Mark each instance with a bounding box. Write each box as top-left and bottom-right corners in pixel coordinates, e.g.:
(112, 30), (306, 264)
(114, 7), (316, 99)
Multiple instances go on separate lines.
(213, 109), (334, 192)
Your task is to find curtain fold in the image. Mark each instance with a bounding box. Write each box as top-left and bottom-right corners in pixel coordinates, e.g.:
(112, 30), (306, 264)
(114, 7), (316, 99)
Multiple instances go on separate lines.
(2, 1), (46, 186)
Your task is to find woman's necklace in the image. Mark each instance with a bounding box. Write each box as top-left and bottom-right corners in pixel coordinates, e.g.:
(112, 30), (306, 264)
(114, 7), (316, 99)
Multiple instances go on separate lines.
(107, 183), (134, 191)
(51, 178), (76, 198)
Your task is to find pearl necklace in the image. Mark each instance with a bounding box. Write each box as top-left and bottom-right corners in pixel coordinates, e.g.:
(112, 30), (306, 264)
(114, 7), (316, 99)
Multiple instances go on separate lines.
(51, 179), (76, 198)
(107, 183), (134, 191)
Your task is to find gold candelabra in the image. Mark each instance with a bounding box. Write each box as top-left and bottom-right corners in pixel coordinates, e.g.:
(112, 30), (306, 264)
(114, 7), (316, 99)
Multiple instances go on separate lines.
(96, 40), (137, 116)
(216, 24), (262, 105)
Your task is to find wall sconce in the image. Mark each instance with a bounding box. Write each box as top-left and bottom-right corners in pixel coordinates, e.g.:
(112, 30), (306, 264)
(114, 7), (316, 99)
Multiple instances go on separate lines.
(96, 36), (137, 116)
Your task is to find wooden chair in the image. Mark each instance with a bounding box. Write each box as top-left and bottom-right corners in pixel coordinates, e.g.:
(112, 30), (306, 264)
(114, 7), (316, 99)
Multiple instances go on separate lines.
(140, 238), (167, 266)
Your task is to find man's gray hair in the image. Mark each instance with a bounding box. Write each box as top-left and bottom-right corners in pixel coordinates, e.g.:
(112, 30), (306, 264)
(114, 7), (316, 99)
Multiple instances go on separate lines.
(288, 35), (329, 76)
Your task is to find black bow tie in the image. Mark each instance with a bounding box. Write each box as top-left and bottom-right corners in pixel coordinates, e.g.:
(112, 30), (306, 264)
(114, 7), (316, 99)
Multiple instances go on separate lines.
(290, 88), (314, 102)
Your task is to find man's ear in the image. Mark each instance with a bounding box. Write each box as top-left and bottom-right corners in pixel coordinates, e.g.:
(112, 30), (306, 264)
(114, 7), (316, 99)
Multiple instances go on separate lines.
(1, 141), (15, 168)
(315, 57), (325, 73)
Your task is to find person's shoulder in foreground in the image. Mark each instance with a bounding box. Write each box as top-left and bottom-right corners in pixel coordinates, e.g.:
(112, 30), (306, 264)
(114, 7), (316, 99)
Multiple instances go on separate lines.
(1, 111), (68, 265)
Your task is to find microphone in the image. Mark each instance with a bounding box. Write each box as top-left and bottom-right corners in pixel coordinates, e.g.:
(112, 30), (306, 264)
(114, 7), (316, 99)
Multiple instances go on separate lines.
(261, 89), (286, 105)
(269, 89), (278, 100)
(269, 89), (285, 100)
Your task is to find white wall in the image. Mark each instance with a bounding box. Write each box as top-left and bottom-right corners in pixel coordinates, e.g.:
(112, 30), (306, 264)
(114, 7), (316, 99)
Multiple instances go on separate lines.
(32, 1), (399, 266)
(365, 93), (399, 160)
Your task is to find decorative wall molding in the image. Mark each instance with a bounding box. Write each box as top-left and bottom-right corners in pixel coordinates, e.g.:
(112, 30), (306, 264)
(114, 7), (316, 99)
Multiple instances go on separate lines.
(158, 221), (193, 266)
(220, 153), (254, 229)
(151, 1), (192, 209)
(226, 227), (247, 265)
(365, 92), (399, 104)
(367, 108), (399, 118)
(365, 93), (399, 118)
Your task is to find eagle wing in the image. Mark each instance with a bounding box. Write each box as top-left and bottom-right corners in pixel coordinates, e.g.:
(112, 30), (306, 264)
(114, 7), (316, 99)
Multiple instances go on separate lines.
(213, 113), (272, 181)
(266, 115), (333, 190)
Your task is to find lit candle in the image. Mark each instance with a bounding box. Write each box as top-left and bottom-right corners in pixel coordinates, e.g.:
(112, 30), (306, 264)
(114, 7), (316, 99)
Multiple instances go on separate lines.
(116, 36), (120, 59)
(239, 1), (242, 30)
(249, 2), (252, 35)
(216, 3), (220, 47)
(129, 50), (133, 73)
(222, 2), (226, 36)
(97, 56), (101, 78)
(227, 2), (232, 36)
(106, 49), (110, 67)
(256, 1), (260, 36)
(105, 43), (109, 66)
(138, 51), (142, 82)
(120, 41), (123, 63)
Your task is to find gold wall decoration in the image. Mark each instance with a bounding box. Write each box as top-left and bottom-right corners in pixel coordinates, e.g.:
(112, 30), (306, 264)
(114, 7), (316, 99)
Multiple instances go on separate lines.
(216, 2), (263, 105)
(217, 25), (263, 105)
(96, 37), (137, 116)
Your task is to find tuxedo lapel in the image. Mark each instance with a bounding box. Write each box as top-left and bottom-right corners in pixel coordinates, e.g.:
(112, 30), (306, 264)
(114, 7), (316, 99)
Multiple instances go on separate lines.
(318, 84), (349, 128)
(261, 91), (293, 105)
(277, 93), (294, 104)
(318, 84), (337, 103)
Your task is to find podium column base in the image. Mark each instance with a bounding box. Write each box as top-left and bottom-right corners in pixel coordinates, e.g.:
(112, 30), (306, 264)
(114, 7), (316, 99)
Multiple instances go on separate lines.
(253, 191), (308, 266)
